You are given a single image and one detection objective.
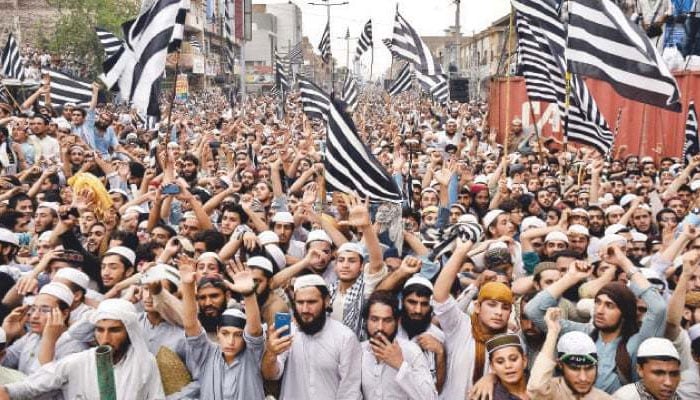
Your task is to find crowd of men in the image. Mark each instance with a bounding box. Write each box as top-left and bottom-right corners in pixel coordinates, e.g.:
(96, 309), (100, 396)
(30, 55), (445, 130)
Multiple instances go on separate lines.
(0, 72), (697, 400)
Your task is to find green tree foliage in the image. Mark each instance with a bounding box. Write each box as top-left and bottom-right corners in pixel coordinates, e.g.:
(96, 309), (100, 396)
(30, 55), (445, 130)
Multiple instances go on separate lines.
(37, 0), (139, 78)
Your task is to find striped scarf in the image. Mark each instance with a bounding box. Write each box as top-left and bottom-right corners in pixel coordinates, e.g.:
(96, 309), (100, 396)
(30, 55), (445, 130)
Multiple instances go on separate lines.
(329, 273), (366, 340)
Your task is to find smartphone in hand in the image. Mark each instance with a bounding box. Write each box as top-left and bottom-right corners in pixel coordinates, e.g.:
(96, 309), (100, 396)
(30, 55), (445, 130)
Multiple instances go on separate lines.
(274, 312), (291, 337)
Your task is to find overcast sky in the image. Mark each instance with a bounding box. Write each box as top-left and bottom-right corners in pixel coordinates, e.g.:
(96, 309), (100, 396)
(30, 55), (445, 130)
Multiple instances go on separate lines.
(255, 0), (511, 77)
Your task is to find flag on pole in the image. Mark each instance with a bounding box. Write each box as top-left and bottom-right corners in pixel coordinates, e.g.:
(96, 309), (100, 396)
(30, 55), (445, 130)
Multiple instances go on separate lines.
(299, 77), (331, 121)
(388, 63), (412, 96)
(391, 11), (442, 75)
(415, 70), (449, 104)
(189, 35), (202, 52)
(382, 38), (394, 54)
(95, 28), (124, 59)
(342, 74), (358, 111)
(318, 21), (332, 64)
(0, 81), (9, 104)
(289, 41), (303, 64)
(355, 19), (373, 60)
(566, 0), (681, 112)
(275, 49), (289, 93)
(513, 0), (614, 154)
(1, 33), (26, 80)
(325, 98), (402, 203)
(39, 69), (93, 107)
(100, 0), (189, 120)
(684, 101), (699, 165)
(223, 0), (235, 69)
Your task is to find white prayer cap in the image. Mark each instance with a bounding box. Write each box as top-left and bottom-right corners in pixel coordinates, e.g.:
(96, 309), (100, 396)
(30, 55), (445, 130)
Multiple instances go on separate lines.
(258, 231), (279, 246)
(458, 214), (478, 224)
(557, 331), (598, 363)
(403, 274), (433, 293)
(54, 268), (90, 290)
(691, 180), (700, 192)
(337, 242), (364, 258)
(570, 208), (590, 217)
(567, 224), (590, 237)
(293, 274), (328, 292)
(521, 216), (546, 232)
(689, 324), (700, 342)
(108, 188), (129, 198)
(247, 256), (274, 274)
(40, 282), (74, 306)
(482, 210), (504, 229)
(38, 230), (54, 243)
(631, 231), (648, 242)
(0, 228), (18, 246)
(272, 211), (295, 224)
(37, 202), (60, 213)
(605, 224), (628, 236)
(604, 205), (624, 215)
(598, 234), (628, 249)
(266, 244), (287, 270)
(197, 252), (222, 264)
(182, 211), (197, 220)
(545, 231), (569, 244)
(222, 308), (246, 320)
(141, 263), (180, 287)
(104, 246), (136, 267)
(306, 229), (332, 245)
(474, 175), (489, 185)
(124, 206), (143, 216)
(620, 194), (637, 208)
(637, 337), (680, 362)
(0, 328), (5, 344)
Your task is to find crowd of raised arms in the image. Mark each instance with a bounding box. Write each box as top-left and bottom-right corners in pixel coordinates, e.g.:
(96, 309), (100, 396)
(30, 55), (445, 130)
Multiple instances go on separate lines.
(0, 78), (696, 400)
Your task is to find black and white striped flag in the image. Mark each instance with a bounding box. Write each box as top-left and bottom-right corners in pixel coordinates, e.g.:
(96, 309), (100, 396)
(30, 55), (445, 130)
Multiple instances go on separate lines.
(39, 69), (92, 107)
(684, 102), (699, 165)
(95, 28), (123, 59)
(415, 70), (449, 104)
(388, 63), (412, 96)
(223, 0), (235, 69)
(391, 11), (442, 75)
(355, 19), (372, 60)
(342, 74), (358, 111)
(1, 33), (25, 80)
(0, 81), (9, 104)
(567, 0), (681, 112)
(513, 0), (613, 154)
(289, 41), (303, 64)
(299, 77), (331, 121)
(382, 38), (394, 54)
(325, 98), (402, 203)
(189, 35), (202, 51)
(318, 21), (331, 64)
(100, 0), (189, 119)
(275, 49), (289, 93)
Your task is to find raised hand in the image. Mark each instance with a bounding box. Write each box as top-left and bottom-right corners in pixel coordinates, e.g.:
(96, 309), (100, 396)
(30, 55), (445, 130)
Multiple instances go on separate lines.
(370, 332), (404, 369)
(338, 192), (371, 229)
(398, 256), (422, 276)
(177, 254), (197, 284)
(545, 307), (562, 334)
(226, 269), (256, 296)
(43, 307), (66, 339)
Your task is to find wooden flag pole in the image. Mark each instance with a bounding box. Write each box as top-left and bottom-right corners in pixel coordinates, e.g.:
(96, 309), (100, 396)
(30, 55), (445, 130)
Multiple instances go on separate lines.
(1, 85), (23, 113)
(502, 7), (515, 179)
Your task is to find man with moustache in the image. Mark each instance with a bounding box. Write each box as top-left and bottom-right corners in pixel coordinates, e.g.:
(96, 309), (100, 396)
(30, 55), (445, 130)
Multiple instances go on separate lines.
(360, 290), (437, 400)
(196, 275), (229, 335)
(84, 222), (106, 256)
(397, 274), (446, 393)
(262, 274), (362, 399)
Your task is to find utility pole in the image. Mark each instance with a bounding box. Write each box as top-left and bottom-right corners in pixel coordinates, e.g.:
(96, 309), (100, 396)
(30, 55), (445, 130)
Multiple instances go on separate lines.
(308, 0), (349, 92)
